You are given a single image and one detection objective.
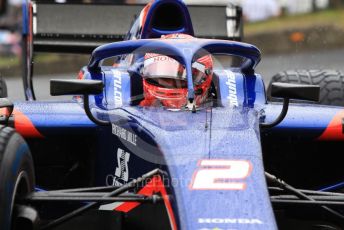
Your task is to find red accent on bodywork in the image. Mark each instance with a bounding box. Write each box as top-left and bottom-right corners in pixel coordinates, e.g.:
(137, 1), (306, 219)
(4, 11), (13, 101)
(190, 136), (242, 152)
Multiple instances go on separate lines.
(318, 110), (344, 141)
(13, 109), (44, 138)
(0, 108), (43, 138)
(115, 175), (178, 230)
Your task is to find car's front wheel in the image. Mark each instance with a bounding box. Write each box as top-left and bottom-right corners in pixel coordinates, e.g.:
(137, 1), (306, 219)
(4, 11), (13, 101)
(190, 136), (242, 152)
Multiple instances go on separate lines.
(0, 126), (35, 230)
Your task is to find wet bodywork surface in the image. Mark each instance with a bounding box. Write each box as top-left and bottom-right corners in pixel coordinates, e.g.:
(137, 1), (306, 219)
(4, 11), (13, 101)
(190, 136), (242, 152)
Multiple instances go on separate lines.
(107, 106), (277, 230)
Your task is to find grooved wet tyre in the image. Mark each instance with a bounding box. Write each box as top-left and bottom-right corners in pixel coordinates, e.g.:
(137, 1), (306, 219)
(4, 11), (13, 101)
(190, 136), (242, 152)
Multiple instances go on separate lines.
(267, 70), (344, 106)
(0, 126), (35, 230)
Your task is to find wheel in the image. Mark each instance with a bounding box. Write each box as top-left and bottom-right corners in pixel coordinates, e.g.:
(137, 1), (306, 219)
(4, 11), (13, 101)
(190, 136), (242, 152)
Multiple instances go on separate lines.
(0, 126), (35, 230)
(0, 76), (8, 98)
(267, 70), (344, 106)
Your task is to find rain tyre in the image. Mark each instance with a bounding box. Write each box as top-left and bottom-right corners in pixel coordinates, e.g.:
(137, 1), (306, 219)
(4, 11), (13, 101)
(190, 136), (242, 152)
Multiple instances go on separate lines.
(267, 70), (344, 106)
(0, 126), (34, 230)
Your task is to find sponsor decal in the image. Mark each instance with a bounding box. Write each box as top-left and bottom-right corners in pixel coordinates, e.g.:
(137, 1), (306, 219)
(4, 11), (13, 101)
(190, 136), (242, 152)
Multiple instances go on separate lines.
(225, 70), (238, 107)
(112, 69), (123, 107)
(113, 148), (130, 186)
(198, 218), (263, 225)
(144, 54), (179, 64)
(189, 160), (252, 190)
(112, 124), (137, 146)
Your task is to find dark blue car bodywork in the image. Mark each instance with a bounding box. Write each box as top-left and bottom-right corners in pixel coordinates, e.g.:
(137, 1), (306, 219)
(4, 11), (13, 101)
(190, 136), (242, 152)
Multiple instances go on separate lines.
(10, 0), (344, 229)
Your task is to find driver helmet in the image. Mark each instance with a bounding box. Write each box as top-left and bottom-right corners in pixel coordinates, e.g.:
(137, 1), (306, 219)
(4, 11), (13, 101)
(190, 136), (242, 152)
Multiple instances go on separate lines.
(140, 34), (213, 109)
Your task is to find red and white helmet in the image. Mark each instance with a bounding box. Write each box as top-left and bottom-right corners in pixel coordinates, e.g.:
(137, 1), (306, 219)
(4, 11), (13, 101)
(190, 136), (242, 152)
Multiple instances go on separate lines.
(140, 34), (213, 109)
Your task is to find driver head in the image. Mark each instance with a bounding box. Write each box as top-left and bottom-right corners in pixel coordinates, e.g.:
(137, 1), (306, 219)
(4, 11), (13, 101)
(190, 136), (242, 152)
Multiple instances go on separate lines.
(141, 34), (213, 110)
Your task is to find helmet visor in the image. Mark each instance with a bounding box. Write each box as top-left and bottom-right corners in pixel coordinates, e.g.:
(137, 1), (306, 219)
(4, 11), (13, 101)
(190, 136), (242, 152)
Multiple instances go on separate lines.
(146, 78), (188, 89)
(143, 55), (186, 80)
(143, 55), (210, 89)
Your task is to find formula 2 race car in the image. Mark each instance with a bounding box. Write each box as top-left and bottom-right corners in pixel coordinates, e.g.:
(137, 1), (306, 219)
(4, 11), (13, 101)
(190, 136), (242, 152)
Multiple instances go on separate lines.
(1, 0), (344, 230)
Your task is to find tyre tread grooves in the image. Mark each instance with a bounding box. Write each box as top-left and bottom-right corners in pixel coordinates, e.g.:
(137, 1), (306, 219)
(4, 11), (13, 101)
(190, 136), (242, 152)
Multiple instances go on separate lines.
(267, 69), (344, 106)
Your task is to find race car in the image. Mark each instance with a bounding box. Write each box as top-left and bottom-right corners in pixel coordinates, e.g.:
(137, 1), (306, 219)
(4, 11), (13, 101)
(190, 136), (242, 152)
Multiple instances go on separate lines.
(1, 0), (344, 230)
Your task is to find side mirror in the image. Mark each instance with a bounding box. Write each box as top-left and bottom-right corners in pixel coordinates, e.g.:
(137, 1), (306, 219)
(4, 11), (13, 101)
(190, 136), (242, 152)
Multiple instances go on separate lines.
(50, 79), (103, 96)
(270, 82), (320, 102)
(50, 79), (110, 126)
(261, 83), (320, 129)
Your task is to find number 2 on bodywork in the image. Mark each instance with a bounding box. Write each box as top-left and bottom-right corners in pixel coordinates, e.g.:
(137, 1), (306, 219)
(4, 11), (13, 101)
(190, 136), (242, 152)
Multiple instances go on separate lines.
(189, 160), (252, 190)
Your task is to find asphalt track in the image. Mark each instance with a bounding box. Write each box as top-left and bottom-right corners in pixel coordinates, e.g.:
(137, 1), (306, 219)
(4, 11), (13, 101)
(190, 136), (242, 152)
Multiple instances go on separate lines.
(4, 48), (344, 101)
